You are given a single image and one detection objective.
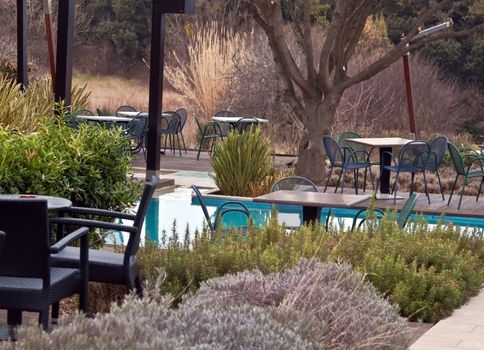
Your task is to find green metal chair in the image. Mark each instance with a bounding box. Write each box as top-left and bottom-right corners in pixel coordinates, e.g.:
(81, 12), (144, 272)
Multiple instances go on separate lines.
(351, 193), (418, 231)
(194, 114), (224, 160)
(447, 143), (484, 210)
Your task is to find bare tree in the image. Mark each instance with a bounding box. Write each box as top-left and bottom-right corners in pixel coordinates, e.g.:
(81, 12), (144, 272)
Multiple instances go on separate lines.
(247, 0), (483, 183)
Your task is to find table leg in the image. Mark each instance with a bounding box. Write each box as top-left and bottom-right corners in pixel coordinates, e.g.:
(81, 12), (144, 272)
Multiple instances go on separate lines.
(302, 206), (322, 224)
(379, 146), (392, 194)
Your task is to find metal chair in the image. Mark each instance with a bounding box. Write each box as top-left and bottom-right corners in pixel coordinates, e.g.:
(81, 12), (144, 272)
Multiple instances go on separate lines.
(271, 176), (318, 192)
(447, 142), (484, 210)
(323, 135), (375, 194)
(191, 185), (250, 232)
(382, 140), (432, 204)
(421, 136), (448, 200)
(116, 105), (137, 117)
(214, 110), (235, 136)
(125, 113), (148, 155)
(194, 113), (224, 160)
(351, 193), (419, 231)
(51, 176), (158, 298)
(338, 131), (377, 185)
(175, 108), (189, 153)
(235, 117), (260, 133)
(74, 109), (95, 116)
(0, 199), (89, 330)
(160, 111), (182, 156)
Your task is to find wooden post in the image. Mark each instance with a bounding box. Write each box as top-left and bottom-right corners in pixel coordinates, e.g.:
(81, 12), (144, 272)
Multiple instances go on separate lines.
(16, 0), (28, 89)
(54, 0), (75, 108)
(44, 0), (56, 92)
(146, 1), (165, 180)
(402, 53), (417, 138)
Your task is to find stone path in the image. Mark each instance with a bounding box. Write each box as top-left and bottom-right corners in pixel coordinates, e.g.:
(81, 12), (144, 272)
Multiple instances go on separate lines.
(410, 288), (484, 350)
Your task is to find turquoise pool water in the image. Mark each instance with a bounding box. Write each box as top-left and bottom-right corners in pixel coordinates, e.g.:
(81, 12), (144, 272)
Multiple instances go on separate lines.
(117, 187), (484, 245)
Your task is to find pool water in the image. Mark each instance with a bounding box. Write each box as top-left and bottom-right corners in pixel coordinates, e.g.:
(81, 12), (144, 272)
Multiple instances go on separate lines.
(112, 187), (484, 245)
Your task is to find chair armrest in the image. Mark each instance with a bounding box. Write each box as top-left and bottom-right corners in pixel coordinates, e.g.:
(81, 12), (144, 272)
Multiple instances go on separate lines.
(466, 157), (484, 175)
(50, 227), (89, 253)
(50, 217), (138, 235)
(61, 206), (136, 221)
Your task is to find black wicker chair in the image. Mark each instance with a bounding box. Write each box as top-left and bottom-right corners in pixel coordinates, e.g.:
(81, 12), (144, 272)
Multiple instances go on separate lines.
(0, 199), (89, 330)
(51, 176), (158, 297)
(125, 113), (148, 155)
(160, 111), (183, 156)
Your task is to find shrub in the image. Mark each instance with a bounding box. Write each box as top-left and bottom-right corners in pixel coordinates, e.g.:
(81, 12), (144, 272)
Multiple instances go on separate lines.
(210, 128), (274, 197)
(1, 261), (410, 349)
(0, 117), (140, 210)
(136, 215), (484, 322)
(0, 74), (89, 133)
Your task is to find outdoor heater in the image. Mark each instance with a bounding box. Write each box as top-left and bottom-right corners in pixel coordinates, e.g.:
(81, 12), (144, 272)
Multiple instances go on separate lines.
(402, 19), (453, 138)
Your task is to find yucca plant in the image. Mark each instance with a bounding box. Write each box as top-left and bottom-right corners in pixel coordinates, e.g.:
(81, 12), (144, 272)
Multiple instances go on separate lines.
(210, 128), (273, 197)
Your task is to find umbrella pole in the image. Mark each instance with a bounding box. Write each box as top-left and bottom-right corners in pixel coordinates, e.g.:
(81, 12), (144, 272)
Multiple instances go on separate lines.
(402, 52), (417, 139)
(44, 0), (56, 92)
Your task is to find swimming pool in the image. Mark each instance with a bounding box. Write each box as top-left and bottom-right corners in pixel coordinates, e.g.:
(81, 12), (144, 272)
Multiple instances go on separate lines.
(114, 187), (484, 245)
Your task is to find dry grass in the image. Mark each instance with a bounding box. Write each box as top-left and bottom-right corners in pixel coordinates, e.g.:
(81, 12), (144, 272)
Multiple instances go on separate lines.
(165, 22), (250, 120)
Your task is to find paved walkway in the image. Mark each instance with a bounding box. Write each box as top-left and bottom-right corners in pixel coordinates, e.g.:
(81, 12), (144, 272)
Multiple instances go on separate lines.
(410, 288), (484, 350)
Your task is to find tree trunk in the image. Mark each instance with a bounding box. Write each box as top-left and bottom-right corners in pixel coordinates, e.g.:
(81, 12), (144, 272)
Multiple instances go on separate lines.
(295, 95), (339, 185)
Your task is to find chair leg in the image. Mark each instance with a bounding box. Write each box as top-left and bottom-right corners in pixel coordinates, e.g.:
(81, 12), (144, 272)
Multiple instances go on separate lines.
(39, 309), (49, 330)
(477, 177), (484, 201)
(197, 135), (205, 160)
(324, 166), (333, 193)
(368, 166), (375, 191)
(340, 169), (346, 194)
(51, 302), (60, 322)
(458, 177), (467, 210)
(448, 175), (459, 206)
(436, 170), (445, 201)
(393, 172), (399, 204)
(422, 171), (431, 204)
(135, 275), (144, 297)
(180, 132), (187, 153)
(334, 169), (343, 193)
(363, 168), (367, 192)
(410, 172), (415, 195)
(176, 134), (182, 157)
(354, 169), (359, 195)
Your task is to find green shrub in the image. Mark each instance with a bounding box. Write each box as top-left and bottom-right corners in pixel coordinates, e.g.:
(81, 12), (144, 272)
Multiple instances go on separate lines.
(1, 261), (410, 349)
(0, 74), (89, 133)
(136, 216), (484, 322)
(0, 117), (140, 210)
(210, 128), (274, 197)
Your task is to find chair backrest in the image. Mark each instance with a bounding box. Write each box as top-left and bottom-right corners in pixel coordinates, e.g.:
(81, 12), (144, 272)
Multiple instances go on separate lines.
(271, 176), (318, 192)
(126, 176), (158, 259)
(193, 113), (203, 134)
(337, 131), (361, 148)
(161, 111), (181, 132)
(398, 193), (418, 229)
(0, 231), (5, 254)
(116, 105), (137, 116)
(235, 117), (260, 133)
(175, 108), (188, 131)
(75, 109), (94, 116)
(213, 203), (251, 231)
(214, 110), (235, 118)
(0, 199), (50, 280)
(427, 136), (448, 170)
(323, 136), (344, 166)
(191, 185), (213, 230)
(127, 113), (148, 141)
(398, 140), (431, 168)
(447, 142), (466, 175)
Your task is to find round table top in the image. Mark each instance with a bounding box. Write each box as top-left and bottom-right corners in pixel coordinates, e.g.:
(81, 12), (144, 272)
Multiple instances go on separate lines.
(0, 194), (72, 210)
